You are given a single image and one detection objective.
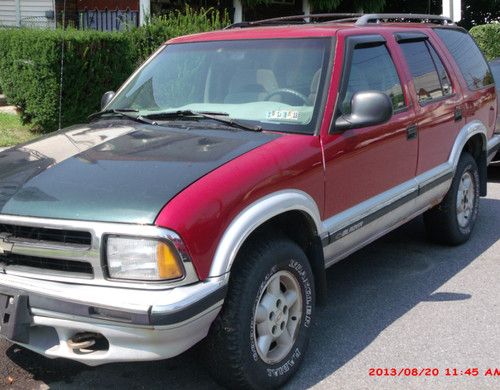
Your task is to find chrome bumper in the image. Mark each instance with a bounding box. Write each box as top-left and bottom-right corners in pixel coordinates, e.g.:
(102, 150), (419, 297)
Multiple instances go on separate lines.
(0, 273), (227, 365)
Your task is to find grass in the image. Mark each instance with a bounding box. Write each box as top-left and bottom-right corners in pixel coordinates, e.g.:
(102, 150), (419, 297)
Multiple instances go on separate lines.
(0, 112), (36, 147)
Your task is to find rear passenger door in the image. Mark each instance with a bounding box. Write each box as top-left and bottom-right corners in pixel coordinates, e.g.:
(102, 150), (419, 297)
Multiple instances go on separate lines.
(322, 34), (418, 218)
(396, 32), (464, 175)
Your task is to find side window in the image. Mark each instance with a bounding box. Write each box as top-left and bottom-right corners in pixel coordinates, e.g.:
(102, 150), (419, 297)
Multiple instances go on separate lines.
(399, 40), (452, 103)
(340, 44), (405, 115)
(429, 45), (452, 96)
(435, 28), (493, 90)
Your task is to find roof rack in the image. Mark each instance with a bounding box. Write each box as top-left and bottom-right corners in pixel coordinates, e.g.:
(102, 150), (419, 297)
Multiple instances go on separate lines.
(225, 13), (453, 29)
(355, 13), (453, 25)
(225, 13), (362, 29)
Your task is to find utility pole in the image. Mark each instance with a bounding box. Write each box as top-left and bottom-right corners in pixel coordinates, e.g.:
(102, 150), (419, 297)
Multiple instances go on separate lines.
(442, 0), (462, 22)
(139, 0), (150, 25)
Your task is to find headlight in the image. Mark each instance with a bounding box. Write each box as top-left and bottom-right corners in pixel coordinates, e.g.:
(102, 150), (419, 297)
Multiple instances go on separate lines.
(106, 236), (184, 281)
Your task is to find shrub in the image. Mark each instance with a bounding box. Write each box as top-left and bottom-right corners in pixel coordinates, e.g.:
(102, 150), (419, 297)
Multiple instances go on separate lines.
(0, 6), (229, 133)
(470, 23), (500, 61)
(129, 5), (230, 64)
(0, 28), (134, 132)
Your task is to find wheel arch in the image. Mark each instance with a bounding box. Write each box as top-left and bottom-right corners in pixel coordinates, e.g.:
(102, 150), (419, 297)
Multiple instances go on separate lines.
(209, 190), (327, 303)
(449, 120), (488, 196)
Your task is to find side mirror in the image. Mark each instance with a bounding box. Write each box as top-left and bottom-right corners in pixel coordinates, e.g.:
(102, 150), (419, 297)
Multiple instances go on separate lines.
(101, 91), (115, 110)
(334, 91), (393, 131)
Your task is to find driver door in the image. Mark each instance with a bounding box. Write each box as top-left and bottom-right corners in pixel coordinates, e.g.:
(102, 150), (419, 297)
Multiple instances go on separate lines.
(321, 33), (418, 261)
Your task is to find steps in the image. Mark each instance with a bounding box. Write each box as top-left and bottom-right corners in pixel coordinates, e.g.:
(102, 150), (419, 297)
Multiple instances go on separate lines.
(0, 94), (18, 114)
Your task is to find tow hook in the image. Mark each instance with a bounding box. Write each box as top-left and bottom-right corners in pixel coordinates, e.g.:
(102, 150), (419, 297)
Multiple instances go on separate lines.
(67, 332), (99, 351)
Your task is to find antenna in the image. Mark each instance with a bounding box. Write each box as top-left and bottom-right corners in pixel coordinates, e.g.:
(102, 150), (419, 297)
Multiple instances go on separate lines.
(58, 0), (67, 130)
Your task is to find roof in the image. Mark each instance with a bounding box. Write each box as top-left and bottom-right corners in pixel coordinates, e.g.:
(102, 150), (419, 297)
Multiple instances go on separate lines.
(167, 13), (456, 44)
(167, 22), (457, 44)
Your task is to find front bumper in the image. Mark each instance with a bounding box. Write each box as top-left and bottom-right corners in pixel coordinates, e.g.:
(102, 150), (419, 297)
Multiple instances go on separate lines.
(0, 273), (227, 365)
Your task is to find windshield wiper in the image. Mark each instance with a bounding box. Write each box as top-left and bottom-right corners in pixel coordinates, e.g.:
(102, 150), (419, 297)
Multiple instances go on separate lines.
(143, 110), (262, 132)
(88, 109), (158, 126)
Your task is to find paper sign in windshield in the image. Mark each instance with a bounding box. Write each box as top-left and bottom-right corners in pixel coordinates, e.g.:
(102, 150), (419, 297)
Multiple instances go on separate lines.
(266, 110), (300, 121)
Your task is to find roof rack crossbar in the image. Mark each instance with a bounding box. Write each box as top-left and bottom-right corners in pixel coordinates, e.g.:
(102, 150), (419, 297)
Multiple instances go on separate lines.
(225, 13), (362, 29)
(355, 13), (453, 25)
(225, 13), (453, 29)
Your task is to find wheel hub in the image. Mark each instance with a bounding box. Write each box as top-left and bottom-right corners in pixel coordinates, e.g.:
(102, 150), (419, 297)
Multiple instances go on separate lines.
(253, 270), (303, 364)
(456, 171), (475, 228)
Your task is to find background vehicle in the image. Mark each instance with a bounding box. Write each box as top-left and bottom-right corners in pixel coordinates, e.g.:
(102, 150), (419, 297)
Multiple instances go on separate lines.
(489, 57), (500, 165)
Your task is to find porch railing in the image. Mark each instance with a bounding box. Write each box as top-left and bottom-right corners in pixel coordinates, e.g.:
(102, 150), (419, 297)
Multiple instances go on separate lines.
(78, 8), (139, 31)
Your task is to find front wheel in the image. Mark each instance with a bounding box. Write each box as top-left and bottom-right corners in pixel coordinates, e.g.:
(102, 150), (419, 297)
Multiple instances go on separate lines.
(424, 152), (480, 245)
(204, 236), (315, 389)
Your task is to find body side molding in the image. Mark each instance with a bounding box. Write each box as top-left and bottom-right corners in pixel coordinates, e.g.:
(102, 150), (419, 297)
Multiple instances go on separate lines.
(208, 190), (323, 277)
(209, 120), (489, 277)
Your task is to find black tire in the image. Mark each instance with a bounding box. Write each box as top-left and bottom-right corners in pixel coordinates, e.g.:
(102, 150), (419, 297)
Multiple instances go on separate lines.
(203, 235), (315, 389)
(424, 152), (480, 245)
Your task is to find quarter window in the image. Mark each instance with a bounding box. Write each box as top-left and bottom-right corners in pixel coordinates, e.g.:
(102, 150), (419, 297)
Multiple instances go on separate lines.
(399, 40), (452, 103)
(340, 44), (406, 115)
(435, 28), (493, 90)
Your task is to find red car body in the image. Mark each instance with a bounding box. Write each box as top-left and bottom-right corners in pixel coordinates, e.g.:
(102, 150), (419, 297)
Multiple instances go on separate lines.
(156, 23), (497, 280)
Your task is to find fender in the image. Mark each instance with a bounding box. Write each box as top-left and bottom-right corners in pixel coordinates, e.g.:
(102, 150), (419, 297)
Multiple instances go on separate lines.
(448, 119), (488, 169)
(449, 119), (488, 195)
(208, 190), (323, 277)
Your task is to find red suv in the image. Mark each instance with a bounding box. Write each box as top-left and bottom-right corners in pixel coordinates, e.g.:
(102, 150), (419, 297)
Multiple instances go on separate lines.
(0, 13), (498, 389)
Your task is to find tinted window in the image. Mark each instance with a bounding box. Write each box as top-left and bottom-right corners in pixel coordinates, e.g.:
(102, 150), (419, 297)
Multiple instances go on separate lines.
(341, 44), (405, 114)
(435, 28), (493, 90)
(429, 44), (452, 95)
(400, 40), (452, 103)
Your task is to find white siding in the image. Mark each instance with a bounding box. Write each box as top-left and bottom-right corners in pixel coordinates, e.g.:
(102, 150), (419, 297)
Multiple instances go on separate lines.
(0, 0), (55, 27)
(0, 0), (18, 27)
(20, 0), (53, 18)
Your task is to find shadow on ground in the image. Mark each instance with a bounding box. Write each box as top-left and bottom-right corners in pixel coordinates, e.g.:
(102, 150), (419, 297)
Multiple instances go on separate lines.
(4, 177), (500, 389)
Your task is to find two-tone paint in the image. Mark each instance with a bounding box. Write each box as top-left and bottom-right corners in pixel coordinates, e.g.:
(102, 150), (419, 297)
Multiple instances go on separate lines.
(0, 22), (498, 366)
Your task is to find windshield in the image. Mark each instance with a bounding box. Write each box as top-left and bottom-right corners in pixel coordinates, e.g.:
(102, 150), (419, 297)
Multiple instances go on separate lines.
(108, 38), (332, 134)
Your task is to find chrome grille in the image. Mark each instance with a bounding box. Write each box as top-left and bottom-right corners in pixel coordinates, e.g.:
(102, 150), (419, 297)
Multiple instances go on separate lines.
(0, 253), (93, 277)
(0, 215), (199, 290)
(0, 224), (91, 246)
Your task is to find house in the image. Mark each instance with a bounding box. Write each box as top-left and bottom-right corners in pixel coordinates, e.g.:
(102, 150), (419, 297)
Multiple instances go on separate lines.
(1, 1), (463, 31)
(0, 0), (56, 28)
(58, 0), (311, 31)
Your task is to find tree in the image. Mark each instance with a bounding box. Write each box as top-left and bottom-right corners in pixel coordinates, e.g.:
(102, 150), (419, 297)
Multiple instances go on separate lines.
(242, 0), (387, 13)
(383, 0), (500, 28)
(310, 0), (386, 12)
(459, 0), (500, 29)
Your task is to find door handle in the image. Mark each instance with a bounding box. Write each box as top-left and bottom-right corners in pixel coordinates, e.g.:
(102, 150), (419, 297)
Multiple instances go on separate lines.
(407, 125), (418, 140)
(454, 107), (463, 122)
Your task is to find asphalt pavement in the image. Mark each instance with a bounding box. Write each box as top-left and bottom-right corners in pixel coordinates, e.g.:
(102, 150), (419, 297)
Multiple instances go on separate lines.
(0, 168), (498, 390)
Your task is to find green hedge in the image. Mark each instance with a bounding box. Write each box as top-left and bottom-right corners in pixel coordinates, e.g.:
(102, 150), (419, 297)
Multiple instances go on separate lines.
(470, 23), (500, 61)
(0, 6), (229, 133)
(130, 6), (230, 65)
(0, 29), (134, 131)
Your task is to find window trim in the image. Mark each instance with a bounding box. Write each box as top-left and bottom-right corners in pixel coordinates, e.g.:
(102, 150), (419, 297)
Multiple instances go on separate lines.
(331, 34), (407, 134)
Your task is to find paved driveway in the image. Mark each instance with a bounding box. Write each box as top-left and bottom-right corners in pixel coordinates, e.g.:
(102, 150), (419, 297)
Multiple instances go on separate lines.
(0, 169), (499, 389)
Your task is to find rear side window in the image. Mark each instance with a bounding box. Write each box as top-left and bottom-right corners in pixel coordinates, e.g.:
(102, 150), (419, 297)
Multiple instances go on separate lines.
(399, 40), (452, 103)
(435, 28), (493, 90)
(341, 44), (406, 114)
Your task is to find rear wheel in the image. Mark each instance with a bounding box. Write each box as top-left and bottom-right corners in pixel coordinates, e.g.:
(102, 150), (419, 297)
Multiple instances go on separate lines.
(204, 236), (315, 389)
(424, 152), (480, 245)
